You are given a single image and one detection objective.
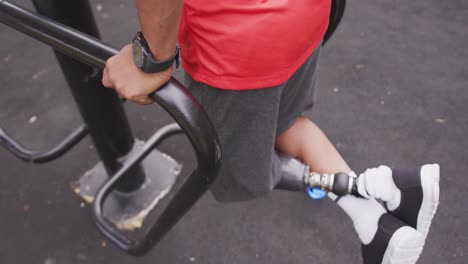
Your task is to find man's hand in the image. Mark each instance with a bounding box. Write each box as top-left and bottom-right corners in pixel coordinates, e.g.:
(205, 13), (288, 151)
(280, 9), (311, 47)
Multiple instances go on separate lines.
(102, 44), (173, 105)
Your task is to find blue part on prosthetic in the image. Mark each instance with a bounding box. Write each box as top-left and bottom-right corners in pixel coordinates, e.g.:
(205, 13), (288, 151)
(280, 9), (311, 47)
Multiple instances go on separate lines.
(306, 187), (327, 200)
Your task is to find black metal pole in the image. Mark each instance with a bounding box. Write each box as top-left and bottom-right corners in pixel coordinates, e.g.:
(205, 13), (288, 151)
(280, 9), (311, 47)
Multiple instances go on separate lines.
(30, 0), (144, 192)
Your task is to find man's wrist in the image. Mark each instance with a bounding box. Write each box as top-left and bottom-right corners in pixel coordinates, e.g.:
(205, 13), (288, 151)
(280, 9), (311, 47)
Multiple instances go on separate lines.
(150, 45), (180, 72)
(132, 32), (180, 73)
(135, 0), (183, 71)
(151, 44), (179, 61)
(143, 31), (178, 61)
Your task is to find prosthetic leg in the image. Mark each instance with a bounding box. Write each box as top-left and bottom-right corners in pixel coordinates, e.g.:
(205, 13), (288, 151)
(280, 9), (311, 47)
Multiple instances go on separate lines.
(276, 152), (360, 198)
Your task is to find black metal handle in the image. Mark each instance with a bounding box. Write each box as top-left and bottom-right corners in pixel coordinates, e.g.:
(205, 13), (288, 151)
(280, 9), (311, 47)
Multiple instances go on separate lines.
(0, 1), (221, 256)
(93, 78), (222, 255)
(0, 125), (88, 163)
(323, 0), (346, 45)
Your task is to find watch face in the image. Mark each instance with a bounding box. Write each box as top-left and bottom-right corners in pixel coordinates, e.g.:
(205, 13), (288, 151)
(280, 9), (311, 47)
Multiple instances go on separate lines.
(132, 39), (144, 68)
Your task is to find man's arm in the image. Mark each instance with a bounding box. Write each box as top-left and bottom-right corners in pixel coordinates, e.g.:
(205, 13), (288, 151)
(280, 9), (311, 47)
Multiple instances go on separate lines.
(136, 0), (184, 61)
(102, 0), (184, 105)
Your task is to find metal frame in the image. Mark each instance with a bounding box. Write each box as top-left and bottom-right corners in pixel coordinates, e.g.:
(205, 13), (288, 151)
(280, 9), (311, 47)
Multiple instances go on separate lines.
(1, 0), (147, 191)
(0, 0), (221, 256)
(0, 125), (88, 163)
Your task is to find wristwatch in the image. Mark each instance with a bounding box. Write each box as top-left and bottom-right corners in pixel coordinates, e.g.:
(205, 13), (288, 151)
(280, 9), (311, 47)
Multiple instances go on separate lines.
(132, 31), (180, 73)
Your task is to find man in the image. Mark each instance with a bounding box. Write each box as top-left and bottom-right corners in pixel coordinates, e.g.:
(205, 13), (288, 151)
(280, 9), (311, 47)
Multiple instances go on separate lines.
(102, 1), (439, 263)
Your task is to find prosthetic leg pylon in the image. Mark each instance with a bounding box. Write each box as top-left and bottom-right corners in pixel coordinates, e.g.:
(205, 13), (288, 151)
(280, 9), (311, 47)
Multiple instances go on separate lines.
(276, 153), (360, 197)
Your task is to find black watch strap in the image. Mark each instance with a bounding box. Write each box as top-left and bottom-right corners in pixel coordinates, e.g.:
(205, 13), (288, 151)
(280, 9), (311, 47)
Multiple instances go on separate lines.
(143, 45), (180, 74)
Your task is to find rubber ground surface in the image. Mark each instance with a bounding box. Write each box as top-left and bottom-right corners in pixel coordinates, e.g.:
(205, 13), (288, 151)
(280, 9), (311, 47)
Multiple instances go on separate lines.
(0, 0), (467, 263)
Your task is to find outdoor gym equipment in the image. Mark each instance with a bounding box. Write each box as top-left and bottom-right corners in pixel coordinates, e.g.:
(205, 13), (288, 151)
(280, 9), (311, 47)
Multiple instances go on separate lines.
(0, 0), (350, 256)
(0, 0), (221, 255)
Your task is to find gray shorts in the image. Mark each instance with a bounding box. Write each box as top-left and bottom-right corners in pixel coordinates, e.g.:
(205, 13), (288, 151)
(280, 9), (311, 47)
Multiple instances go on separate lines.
(185, 46), (321, 202)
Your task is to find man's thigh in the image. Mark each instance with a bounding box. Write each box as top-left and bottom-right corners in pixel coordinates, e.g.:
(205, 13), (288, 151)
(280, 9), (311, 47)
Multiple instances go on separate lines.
(185, 73), (285, 202)
(182, 46), (321, 202)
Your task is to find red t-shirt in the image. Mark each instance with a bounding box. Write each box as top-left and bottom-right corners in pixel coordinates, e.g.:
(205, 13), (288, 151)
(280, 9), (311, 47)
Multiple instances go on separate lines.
(178, 0), (331, 90)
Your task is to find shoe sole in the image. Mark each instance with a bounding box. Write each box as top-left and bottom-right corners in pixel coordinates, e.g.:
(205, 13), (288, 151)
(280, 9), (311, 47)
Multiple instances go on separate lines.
(382, 226), (424, 264)
(418, 164), (440, 238)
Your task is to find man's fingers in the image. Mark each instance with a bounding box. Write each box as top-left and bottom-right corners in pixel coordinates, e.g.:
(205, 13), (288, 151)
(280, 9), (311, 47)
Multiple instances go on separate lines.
(101, 67), (113, 88)
(133, 96), (154, 105)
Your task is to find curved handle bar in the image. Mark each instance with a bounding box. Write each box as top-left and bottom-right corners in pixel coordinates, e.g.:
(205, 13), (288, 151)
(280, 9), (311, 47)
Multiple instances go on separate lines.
(0, 125), (88, 163)
(94, 79), (221, 256)
(0, 1), (221, 256)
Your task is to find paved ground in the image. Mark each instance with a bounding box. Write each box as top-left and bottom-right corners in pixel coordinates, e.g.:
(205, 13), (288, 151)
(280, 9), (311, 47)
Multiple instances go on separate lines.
(1, 0), (467, 263)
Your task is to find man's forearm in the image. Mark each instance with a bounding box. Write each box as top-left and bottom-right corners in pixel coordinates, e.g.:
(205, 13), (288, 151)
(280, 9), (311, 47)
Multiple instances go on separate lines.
(136, 0), (184, 61)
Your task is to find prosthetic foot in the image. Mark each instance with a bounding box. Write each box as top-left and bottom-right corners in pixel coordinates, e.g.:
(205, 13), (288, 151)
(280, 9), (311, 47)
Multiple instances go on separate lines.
(276, 153), (425, 263)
